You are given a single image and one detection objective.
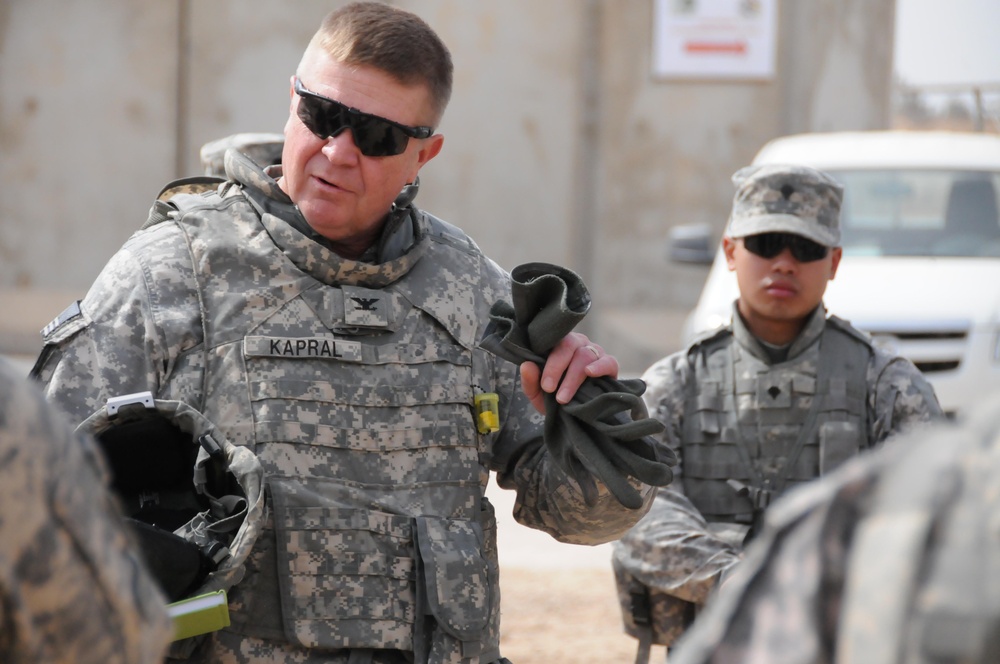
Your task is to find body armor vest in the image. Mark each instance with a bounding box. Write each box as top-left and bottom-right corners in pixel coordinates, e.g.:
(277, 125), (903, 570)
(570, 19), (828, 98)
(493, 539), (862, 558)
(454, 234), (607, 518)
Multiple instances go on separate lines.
(682, 318), (873, 524)
(152, 180), (505, 662)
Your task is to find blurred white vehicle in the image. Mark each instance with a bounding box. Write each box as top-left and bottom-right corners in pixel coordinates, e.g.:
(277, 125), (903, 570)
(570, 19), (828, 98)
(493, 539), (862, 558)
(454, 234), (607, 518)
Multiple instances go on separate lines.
(674, 130), (1000, 417)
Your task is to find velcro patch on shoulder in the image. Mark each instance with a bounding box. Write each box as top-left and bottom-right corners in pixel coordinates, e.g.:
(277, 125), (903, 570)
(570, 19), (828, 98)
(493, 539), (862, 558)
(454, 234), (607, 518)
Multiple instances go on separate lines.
(40, 300), (89, 343)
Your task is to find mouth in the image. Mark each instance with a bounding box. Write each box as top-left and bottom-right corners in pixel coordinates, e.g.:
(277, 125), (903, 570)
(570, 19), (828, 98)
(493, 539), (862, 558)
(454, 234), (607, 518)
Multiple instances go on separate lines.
(311, 174), (348, 194)
(763, 280), (798, 298)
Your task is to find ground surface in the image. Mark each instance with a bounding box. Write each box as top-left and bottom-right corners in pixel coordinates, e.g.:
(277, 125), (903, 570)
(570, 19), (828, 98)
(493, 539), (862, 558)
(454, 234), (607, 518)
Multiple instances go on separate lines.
(498, 566), (663, 664)
(487, 482), (669, 664)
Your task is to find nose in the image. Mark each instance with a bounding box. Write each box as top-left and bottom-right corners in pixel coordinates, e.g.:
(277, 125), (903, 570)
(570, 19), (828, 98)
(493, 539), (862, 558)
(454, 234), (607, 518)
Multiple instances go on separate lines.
(771, 247), (798, 273)
(320, 128), (361, 162)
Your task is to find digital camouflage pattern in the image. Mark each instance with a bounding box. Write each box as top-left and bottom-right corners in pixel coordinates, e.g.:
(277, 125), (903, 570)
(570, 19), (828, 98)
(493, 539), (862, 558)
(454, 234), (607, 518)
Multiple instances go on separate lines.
(612, 303), (943, 647)
(726, 164), (844, 247)
(0, 359), (172, 664)
(34, 151), (653, 664)
(670, 389), (1000, 664)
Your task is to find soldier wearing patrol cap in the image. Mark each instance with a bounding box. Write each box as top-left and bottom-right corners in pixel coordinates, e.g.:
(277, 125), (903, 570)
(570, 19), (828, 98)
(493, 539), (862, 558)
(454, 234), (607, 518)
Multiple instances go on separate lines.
(31, 2), (666, 663)
(612, 163), (944, 662)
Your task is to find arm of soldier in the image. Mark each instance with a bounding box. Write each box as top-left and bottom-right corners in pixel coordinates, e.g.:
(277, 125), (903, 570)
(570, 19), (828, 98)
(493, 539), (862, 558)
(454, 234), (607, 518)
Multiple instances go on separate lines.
(485, 331), (661, 545)
(613, 354), (743, 603)
(36, 224), (202, 422)
(490, 368), (657, 545)
(1, 363), (173, 664)
(868, 351), (945, 445)
(613, 487), (743, 605)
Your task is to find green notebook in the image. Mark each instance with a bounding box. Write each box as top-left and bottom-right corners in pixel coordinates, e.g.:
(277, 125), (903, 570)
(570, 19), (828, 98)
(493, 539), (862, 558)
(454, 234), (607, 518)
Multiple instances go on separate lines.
(167, 589), (230, 641)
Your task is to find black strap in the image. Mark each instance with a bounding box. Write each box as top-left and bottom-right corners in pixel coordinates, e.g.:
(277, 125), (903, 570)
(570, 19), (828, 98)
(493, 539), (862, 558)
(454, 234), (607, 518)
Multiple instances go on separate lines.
(633, 627), (652, 664)
(347, 649), (374, 664)
(772, 325), (869, 494)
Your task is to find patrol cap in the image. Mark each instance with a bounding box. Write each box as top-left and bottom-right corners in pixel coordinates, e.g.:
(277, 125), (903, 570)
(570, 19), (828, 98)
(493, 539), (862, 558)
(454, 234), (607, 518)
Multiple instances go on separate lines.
(726, 164), (844, 247)
(199, 132), (284, 177)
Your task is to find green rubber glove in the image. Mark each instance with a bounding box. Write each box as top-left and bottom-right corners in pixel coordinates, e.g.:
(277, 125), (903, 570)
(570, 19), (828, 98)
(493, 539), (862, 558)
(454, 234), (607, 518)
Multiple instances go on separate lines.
(480, 263), (675, 509)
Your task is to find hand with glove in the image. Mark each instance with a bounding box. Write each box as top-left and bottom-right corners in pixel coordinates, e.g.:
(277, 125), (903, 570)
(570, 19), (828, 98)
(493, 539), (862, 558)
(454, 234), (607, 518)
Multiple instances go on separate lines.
(480, 262), (676, 509)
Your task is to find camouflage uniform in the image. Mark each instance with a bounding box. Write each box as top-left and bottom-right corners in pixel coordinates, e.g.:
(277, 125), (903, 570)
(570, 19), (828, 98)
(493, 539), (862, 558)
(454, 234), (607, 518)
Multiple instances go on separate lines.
(33, 151), (653, 664)
(612, 165), (943, 655)
(0, 359), (173, 664)
(669, 389), (1000, 664)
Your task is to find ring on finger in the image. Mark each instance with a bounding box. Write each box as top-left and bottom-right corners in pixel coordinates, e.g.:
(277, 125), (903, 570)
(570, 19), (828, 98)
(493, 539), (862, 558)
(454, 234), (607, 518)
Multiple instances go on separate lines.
(583, 345), (601, 360)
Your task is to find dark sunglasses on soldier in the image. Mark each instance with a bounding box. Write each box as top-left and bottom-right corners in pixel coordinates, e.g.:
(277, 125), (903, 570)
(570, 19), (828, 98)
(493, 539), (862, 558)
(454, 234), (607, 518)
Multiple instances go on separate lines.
(293, 77), (433, 157)
(742, 232), (830, 262)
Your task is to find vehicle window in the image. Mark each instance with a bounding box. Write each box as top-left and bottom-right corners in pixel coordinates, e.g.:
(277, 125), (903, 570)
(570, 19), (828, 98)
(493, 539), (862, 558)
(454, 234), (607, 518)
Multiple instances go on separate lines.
(829, 170), (1000, 258)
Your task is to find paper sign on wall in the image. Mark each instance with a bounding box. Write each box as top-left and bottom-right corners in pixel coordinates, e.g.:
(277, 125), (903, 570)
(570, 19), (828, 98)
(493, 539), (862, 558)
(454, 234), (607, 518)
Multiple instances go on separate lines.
(652, 0), (777, 80)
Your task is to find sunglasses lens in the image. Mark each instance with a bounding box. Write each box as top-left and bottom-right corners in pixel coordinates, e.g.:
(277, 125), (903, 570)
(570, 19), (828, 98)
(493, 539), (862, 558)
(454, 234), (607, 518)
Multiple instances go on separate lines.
(743, 234), (784, 258)
(744, 233), (828, 262)
(296, 90), (409, 157)
(349, 114), (408, 157)
(788, 236), (829, 262)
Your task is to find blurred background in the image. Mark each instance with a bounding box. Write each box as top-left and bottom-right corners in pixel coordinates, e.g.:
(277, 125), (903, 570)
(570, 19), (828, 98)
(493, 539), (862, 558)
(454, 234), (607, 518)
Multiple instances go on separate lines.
(1, 0), (998, 374)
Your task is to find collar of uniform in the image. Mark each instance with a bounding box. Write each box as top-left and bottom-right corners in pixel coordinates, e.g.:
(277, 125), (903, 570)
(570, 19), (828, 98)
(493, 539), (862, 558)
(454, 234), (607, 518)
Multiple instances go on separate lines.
(731, 302), (827, 364)
(225, 150), (431, 288)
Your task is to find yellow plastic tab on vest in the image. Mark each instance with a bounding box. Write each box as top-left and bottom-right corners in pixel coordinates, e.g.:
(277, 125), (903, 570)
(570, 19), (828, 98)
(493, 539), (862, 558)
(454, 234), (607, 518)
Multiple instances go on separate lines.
(474, 393), (500, 434)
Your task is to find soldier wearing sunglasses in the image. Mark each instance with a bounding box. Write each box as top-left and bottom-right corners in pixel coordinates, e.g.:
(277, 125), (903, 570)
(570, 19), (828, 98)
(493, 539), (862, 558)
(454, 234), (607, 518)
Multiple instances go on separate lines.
(31, 3), (659, 664)
(612, 164), (944, 663)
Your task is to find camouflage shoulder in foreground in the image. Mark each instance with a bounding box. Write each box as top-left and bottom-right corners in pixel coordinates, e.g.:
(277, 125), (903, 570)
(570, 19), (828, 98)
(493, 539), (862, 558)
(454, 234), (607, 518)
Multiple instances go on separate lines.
(0, 360), (172, 664)
(670, 391), (1000, 664)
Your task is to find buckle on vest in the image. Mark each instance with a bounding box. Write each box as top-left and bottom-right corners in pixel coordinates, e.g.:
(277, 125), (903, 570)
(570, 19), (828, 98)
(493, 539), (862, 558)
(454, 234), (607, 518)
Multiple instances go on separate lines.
(726, 479), (773, 510)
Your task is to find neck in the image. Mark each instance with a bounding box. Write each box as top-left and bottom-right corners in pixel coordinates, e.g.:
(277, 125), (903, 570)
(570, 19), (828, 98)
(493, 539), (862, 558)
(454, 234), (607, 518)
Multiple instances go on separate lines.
(736, 303), (808, 346)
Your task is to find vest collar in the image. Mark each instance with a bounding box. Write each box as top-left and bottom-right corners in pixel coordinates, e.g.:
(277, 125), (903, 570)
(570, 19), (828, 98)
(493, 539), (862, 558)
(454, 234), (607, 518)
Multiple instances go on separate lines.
(732, 303), (827, 363)
(224, 149), (429, 289)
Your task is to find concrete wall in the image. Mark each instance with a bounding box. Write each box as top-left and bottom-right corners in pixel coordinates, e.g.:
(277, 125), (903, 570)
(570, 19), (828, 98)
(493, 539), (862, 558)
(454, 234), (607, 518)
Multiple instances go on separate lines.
(0, 0), (894, 370)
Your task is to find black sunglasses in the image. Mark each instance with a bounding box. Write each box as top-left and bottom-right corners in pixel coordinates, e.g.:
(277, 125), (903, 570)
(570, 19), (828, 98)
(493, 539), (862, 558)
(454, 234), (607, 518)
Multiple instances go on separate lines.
(742, 232), (830, 263)
(293, 77), (433, 157)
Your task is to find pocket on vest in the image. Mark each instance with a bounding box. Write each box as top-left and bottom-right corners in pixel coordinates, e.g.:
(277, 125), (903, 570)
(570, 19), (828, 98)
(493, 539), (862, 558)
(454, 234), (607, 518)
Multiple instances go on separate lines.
(819, 420), (861, 475)
(414, 515), (491, 662)
(270, 482), (417, 650)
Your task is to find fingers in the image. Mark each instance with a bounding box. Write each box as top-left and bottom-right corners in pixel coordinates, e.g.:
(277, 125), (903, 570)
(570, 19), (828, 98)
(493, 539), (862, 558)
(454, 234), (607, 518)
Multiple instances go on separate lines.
(519, 361), (546, 414)
(539, 333), (619, 405)
(582, 344), (601, 362)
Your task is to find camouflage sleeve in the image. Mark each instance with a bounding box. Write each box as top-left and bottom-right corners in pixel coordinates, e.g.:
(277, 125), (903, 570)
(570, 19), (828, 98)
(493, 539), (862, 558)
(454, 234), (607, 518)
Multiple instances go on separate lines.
(0, 360), (173, 664)
(491, 385), (658, 544)
(612, 352), (742, 604)
(641, 352), (691, 480)
(867, 348), (944, 444)
(669, 450), (886, 664)
(487, 326), (660, 544)
(613, 488), (742, 604)
(482, 256), (661, 544)
(35, 222), (203, 423)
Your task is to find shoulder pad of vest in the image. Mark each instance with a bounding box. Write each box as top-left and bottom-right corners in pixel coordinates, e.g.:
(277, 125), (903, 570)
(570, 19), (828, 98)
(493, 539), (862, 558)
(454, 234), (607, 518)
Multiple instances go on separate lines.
(144, 176), (227, 230)
(421, 210), (482, 255)
(687, 324), (732, 353)
(155, 175), (227, 203)
(825, 314), (874, 346)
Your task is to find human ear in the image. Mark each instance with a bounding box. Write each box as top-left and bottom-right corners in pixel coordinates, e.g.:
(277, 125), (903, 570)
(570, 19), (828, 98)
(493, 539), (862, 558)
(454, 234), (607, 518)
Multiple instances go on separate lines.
(722, 237), (738, 272)
(828, 247), (843, 280)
